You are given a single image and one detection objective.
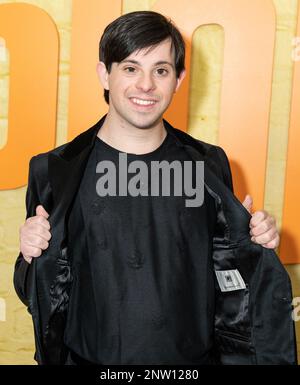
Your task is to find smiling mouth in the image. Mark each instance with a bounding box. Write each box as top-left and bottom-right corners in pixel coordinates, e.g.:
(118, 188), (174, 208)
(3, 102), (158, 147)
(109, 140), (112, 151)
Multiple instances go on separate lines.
(130, 97), (158, 106)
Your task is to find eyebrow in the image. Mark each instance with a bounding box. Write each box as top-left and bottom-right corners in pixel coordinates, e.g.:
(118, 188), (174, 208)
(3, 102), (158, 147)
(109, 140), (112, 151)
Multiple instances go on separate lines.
(119, 59), (175, 69)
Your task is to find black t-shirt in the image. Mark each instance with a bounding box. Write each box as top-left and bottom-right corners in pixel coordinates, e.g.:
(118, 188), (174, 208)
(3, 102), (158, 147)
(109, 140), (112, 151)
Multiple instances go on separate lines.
(64, 132), (217, 364)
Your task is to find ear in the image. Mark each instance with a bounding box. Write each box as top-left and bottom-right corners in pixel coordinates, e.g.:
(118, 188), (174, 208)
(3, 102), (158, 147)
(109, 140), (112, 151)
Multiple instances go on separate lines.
(174, 69), (186, 93)
(96, 61), (109, 90)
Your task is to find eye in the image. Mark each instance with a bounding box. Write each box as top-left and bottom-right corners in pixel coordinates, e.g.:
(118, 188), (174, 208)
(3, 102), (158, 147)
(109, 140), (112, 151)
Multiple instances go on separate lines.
(155, 68), (168, 76)
(124, 66), (136, 73)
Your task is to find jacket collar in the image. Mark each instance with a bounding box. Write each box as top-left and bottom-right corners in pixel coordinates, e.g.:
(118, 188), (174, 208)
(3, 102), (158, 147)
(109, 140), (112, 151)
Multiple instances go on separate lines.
(49, 115), (211, 205)
(57, 114), (210, 162)
(59, 115), (107, 162)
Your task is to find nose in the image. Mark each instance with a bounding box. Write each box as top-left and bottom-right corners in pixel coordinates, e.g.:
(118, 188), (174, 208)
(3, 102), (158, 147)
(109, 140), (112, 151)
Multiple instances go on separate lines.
(135, 72), (156, 93)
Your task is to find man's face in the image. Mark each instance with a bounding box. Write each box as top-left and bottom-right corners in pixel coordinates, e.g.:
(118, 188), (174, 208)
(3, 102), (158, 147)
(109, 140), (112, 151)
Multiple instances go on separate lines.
(97, 38), (186, 130)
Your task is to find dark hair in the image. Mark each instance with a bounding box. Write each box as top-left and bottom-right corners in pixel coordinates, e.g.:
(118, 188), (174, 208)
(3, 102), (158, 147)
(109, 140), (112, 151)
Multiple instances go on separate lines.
(99, 11), (185, 104)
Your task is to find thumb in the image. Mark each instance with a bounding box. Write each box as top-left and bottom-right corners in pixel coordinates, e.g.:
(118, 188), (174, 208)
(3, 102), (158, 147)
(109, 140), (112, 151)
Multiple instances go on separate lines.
(242, 194), (253, 214)
(35, 204), (49, 219)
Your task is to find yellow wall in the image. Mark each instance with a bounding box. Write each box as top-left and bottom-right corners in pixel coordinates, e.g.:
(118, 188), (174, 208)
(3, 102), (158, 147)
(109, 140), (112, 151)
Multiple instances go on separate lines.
(0, 0), (299, 364)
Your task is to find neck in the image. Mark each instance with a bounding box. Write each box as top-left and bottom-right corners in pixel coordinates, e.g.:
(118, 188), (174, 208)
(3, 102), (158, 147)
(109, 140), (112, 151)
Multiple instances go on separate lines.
(97, 112), (167, 154)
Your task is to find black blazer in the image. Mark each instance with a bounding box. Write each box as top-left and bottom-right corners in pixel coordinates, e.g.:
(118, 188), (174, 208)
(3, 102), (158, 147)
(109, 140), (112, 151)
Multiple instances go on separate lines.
(13, 115), (297, 365)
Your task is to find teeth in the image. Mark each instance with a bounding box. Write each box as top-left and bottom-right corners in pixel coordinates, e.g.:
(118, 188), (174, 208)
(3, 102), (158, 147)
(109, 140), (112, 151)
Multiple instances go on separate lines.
(132, 98), (156, 106)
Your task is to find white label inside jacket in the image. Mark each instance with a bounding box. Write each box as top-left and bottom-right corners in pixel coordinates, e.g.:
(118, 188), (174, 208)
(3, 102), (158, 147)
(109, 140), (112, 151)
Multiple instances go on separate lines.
(215, 269), (246, 292)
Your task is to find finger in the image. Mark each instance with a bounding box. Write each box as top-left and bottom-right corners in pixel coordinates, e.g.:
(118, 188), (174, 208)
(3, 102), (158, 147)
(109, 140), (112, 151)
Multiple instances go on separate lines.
(262, 234), (280, 249)
(242, 194), (253, 213)
(36, 205), (49, 219)
(21, 221), (51, 241)
(249, 210), (268, 228)
(23, 255), (32, 264)
(26, 215), (51, 231)
(250, 216), (275, 237)
(250, 217), (277, 237)
(21, 244), (42, 258)
(26, 224), (51, 242)
(251, 227), (277, 245)
(23, 234), (49, 250)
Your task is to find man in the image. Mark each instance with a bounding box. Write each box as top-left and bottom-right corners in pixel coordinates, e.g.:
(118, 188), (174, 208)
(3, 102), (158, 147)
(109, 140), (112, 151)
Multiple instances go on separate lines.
(14, 11), (295, 365)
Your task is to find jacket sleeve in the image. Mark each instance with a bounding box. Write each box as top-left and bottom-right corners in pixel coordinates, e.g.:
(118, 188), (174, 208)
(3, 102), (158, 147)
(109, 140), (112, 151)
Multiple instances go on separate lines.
(13, 156), (42, 307)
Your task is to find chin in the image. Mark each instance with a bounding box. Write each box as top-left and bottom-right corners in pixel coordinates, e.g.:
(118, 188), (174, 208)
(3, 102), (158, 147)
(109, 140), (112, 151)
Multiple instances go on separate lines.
(130, 116), (162, 130)
(134, 123), (157, 130)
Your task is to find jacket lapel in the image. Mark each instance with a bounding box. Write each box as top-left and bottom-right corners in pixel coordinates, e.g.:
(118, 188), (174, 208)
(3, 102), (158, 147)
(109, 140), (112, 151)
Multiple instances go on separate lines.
(47, 116), (106, 250)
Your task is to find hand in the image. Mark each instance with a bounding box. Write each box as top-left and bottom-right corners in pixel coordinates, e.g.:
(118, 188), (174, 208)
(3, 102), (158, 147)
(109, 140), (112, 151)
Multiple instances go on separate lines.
(19, 205), (51, 264)
(242, 194), (280, 249)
